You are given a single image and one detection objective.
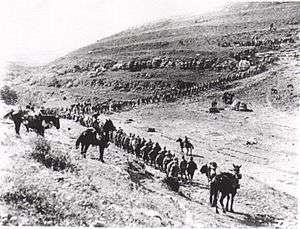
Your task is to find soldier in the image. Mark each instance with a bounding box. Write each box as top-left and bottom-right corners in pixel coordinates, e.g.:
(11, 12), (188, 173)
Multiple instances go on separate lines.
(187, 157), (198, 183)
(180, 156), (188, 180)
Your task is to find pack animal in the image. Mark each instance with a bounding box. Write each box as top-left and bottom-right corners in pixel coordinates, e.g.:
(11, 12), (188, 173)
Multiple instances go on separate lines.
(210, 164), (242, 214)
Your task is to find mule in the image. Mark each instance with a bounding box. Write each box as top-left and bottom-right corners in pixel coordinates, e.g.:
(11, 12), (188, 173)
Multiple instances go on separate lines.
(24, 115), (60, 136)
(210, 164), (242, 214)
(4, 110), (60, 136)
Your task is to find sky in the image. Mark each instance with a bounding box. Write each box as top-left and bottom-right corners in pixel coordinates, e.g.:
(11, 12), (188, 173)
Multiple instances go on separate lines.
(0, 0), (242, 66)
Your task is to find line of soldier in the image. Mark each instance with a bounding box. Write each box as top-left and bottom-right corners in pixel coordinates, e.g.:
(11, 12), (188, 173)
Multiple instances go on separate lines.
(58, 33), (291, 77)
(218, 35), (295, 48)
(112, 128), (198, 182)
(42, 54), (276, 127)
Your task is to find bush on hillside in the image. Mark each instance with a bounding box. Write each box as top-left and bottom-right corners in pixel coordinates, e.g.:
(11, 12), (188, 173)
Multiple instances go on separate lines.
(0, 85), (18, 105)
(31, 137), (77, 172)
(162, 177), (180, 192)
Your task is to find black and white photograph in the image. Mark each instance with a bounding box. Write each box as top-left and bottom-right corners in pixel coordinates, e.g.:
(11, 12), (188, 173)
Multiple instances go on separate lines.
(0, 0), (299, 227)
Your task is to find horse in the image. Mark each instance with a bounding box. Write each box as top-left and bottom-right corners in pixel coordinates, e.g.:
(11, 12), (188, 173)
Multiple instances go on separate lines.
(75, 119), (115, 162)
(4, 109), (28, 135)
(75, 128), (109, 162)
(210, 164), (242, 214)
(4, 110), (60, 136)
(24, 115), (60, 135)
(176, 138), (194, 155)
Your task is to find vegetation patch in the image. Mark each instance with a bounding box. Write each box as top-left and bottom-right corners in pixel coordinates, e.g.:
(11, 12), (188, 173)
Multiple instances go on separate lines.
(31, 137), (77, 172)
(124, 160), (153, 185)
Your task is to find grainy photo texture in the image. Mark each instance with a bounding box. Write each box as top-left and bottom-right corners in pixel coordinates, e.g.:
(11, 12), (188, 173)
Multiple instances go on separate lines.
(0, 0), (299, 228)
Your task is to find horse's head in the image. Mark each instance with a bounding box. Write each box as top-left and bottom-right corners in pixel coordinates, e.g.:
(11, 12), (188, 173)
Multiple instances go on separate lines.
(232, 164), (242, 179)
(176, 138), (182, 142)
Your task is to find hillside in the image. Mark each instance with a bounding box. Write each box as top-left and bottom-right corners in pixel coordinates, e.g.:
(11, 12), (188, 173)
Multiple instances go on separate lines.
(0, 43), (299, 226)
(5, 2), (300, 107)
(1, 1), (299, 227)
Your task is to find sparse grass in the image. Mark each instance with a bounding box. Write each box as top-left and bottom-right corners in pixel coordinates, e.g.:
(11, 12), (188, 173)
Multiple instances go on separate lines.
(3, 185), (67, 226)
(31, 137), (77, 172)
(1, 170), (98, 226)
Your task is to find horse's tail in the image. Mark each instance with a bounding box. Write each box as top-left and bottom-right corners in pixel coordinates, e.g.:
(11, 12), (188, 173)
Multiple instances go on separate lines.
(76, 134), (82, 149)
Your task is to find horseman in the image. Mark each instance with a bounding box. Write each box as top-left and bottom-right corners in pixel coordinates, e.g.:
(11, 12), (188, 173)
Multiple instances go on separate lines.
(184, 136), (190, 145)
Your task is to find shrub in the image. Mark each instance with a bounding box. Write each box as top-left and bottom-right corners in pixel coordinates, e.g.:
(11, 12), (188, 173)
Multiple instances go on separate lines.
(162, 177), (180, 192)
(0, 85), (18, 105)
(31, 137), (77, 172)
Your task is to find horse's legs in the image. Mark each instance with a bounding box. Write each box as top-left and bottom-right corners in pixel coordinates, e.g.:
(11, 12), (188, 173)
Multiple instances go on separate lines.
(81, 144), (84, 157)
(230, 193), (236, 212)
(226, 194), (230, 211)
(14, 121), (21, 135)
(40, 128), (45, 137)
(220, 193), (226, 213)
(99, 147), (104, 162)
(209, 186), (214, 206)
(83, 144), (89, 159)
(212, 188), (218, 208)
(214, 191), (219, 214)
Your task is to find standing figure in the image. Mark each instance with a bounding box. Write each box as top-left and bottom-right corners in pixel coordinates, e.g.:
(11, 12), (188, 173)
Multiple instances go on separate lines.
(187, 157), (198, 183)
(179, 156), (188, 180)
